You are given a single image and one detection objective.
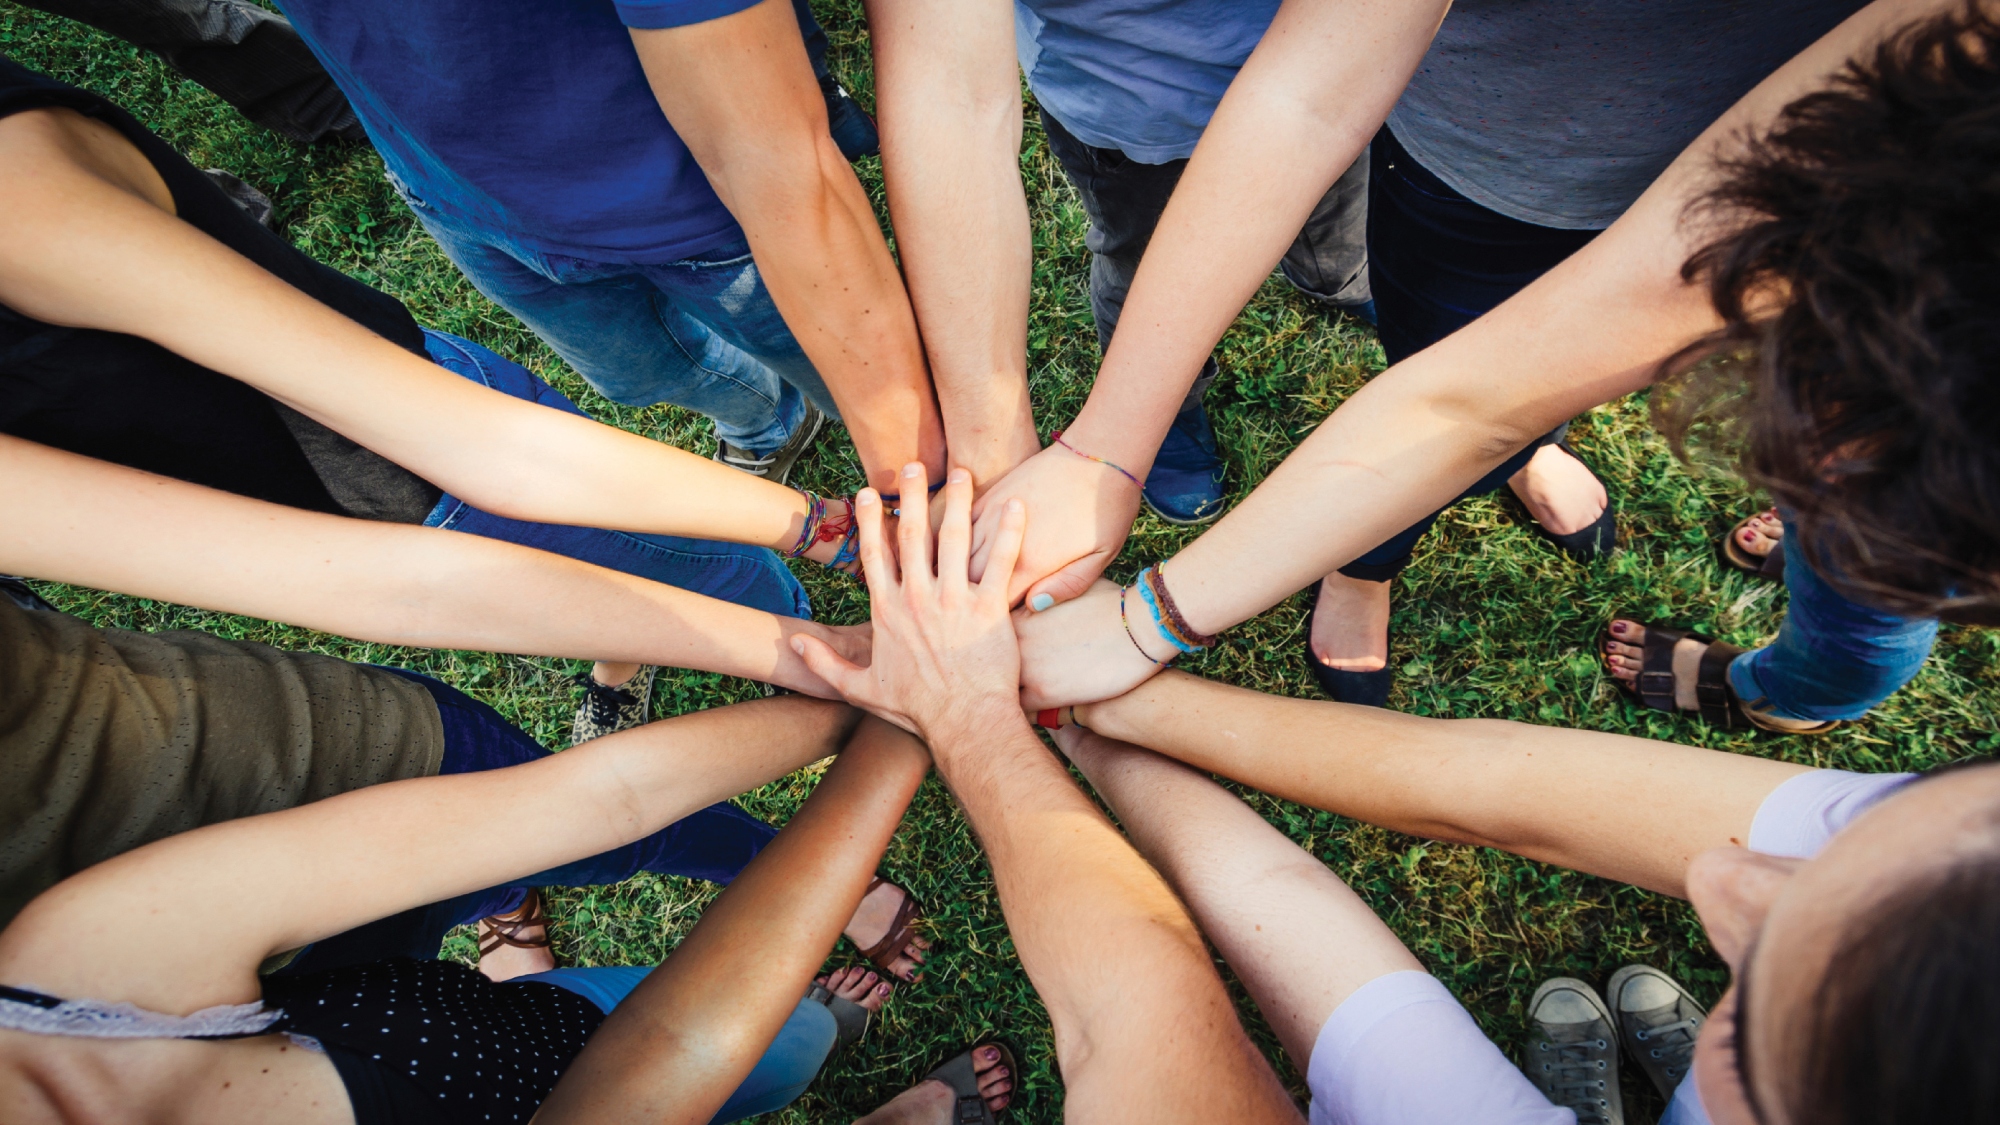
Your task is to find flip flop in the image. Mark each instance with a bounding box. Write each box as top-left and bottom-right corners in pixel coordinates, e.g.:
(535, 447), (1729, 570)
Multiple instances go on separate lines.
(1607, 618), (1838, 735)
(857, 878), (924, 979)
(1532, 441), (1618, 561)
(1303, 580), (1392, 707)
(1719, 511), (1786, 581)
(805, 977), (873, 1049)
(924, 1041), (1017, 1124)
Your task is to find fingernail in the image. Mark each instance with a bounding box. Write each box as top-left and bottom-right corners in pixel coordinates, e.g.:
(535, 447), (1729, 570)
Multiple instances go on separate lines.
(1006, 498), (1024, 513)
(789, 637), (806, 654)
(857, 491), (878, 507)
(903, 464), (922, 478)
(949, 468), (970, 484)
(1030, 593), (1055, 612)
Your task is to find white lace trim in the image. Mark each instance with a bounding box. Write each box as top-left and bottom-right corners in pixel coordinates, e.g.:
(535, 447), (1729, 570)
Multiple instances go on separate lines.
(0, 991), (283, 1039)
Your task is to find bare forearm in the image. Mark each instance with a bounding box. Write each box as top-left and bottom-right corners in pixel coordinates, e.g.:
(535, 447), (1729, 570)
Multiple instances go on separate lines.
(539, 720), (929, 1124)
(1, 439), (861, 695)
(871, 0), (1039, 489)
(931, 716), (1299, 1121)
(1063, 0), (1448, 469)
(0, 696), (854, 1013)
(1078, 671), (1803, 895)
(1157, 0), (1949, 634)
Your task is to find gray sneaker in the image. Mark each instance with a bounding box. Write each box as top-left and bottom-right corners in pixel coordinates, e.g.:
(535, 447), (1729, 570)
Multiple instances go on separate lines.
(1524, 977), (1624, 1125)
(712, 401), (825, 486)
(1606, 965), (1707, 1101)
(571, 666), (656, 746)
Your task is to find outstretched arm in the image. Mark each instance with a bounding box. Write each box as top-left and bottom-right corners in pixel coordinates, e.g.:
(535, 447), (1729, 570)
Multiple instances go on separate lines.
(1015, 0), (1959, 703)
(0, 695), (857, 1015)
(794, 466), (1301, 1123)
(968, 0), (1449, 605)
(1071, 670), (1806, 897)
(537, 719), (930, 1124)
(629, 0), (946, 493)
(1, 435), (868, 697)
(0, 105), (852, 564)
(868, 0), (1040, 491)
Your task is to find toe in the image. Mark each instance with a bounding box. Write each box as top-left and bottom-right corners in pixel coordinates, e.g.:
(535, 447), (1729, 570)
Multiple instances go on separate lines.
(1605, 619), (1648, 645)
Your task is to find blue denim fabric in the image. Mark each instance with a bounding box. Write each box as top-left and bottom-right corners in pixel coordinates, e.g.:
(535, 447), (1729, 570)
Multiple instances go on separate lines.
(419, 329), (810, 620)
(521, 969), (838, 1125)
(1726, 518), (1939, 722)
(1340, 128), (1589, 581)
(407, 194), (836, 456)
(275, 670), (777, 975)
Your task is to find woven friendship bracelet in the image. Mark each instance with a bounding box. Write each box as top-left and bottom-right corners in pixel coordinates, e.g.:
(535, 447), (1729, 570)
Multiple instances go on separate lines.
(1119, 584), (1165, 665)
(1051, 431), (1143, 489)
(785, 491), (826, 558)
(1134, 570), (1202, 656)
(1144, 564), (1219, 649)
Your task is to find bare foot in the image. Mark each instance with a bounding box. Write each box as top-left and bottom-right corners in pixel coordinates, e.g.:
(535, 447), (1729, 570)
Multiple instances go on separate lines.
(851, 1045), (1014, 1124)
(815, 965), (895, 1012)
(844, 880), (930, 982)
(476, 895), (556, 982)
(1732, 508), (1784, 561)
(1311, 573), (1390, 673)
(1508, 443), (1608, 536)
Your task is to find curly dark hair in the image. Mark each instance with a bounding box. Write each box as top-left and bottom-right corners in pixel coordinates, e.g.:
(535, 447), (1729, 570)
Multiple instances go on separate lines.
(1652, 0), (2000, 622)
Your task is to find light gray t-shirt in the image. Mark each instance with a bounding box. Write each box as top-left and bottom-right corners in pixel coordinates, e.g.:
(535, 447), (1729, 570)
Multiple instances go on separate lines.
(1386, 0), (1869, 229)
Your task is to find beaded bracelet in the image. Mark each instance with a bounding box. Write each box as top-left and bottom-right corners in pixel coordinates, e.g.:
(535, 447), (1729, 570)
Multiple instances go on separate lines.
(1119, 584), (1165, 665)
(1051, 431), (1143, 489)
(1143, 564), (1219, 650)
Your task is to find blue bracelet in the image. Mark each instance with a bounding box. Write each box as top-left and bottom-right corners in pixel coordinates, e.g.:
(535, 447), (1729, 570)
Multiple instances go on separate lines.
(1134, 572), (1201, 655)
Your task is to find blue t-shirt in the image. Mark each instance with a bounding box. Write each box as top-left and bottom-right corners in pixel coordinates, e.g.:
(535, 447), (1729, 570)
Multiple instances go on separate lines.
(278, 0), (761, 262)
(1015, 0), (1279, 164)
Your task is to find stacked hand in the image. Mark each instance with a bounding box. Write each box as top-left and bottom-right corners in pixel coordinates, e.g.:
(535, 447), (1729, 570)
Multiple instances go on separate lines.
(793, 463), (1030, 744)
(968, 440), (1143, 608)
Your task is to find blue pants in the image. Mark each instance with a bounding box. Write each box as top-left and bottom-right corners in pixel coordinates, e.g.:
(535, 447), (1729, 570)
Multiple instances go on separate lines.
(1342, 128), (1594, 580)
(278, 671), (778, 974)
(402, 200), (836, 458)
(1726, 517), (1938, 722)
(521, 967), (840, 1124)
(419, 329), (810, 620)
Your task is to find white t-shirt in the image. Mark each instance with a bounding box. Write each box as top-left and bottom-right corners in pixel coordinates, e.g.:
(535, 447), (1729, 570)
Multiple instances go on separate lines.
(1306, 769), (1915, 1125)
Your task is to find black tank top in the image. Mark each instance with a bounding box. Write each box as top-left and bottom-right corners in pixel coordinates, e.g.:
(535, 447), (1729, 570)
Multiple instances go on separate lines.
(0, 55), (441, 522)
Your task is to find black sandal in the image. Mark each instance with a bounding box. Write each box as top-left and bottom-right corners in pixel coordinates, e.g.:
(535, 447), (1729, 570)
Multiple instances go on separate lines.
(1533, 441), (1618, 561)
(1608, 619), (1838, 735)
(1719, 510), (1786, 581)
(1303, 580), (1392, 707)
(923, 1041), (1017, 1124)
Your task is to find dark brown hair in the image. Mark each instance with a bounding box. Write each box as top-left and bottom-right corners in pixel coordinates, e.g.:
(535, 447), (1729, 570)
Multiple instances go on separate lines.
(1786, 800), (2000, 1123)
(1653, 2), (2000, 621)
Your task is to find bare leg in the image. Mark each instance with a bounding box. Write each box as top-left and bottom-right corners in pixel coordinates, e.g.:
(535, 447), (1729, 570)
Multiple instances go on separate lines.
(536, 718), (932, 1125)
(592, 660), (644, 688)
(1057, 725), (1419, 1066)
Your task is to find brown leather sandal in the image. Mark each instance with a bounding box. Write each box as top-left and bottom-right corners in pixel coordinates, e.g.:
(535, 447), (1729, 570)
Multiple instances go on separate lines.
(477, 888), (553, 959)
(1720, 511), (1786, 581)
(857, 877), (924, 978)
(1610, 619), (1838, 735)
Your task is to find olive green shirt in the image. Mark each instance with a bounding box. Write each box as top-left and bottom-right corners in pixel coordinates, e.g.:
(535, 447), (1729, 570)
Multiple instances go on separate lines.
(0, 600), (444, 926)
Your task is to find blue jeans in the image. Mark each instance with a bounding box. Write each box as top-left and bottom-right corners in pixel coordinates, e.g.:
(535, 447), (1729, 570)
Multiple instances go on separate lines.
(1342, 128), (1594, 580)
(279, 669), (778, 974)
(1726, 517), (1939, 722)
(419, 329), (810, 620)
(522, 967), (839, 1124)
(402, 192), (837, 456)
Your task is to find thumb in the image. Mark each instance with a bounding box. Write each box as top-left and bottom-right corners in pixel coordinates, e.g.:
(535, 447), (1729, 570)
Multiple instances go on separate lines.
(790, 633), (868, 702)
(1020, 551), (1108, 610)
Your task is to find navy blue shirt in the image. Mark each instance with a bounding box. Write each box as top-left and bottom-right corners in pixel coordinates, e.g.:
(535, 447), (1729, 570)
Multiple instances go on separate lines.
(278, 0), (762, 262)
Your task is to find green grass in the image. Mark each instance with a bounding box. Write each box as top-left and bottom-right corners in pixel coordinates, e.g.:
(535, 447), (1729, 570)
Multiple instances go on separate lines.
(5, 4), (1997, 1122)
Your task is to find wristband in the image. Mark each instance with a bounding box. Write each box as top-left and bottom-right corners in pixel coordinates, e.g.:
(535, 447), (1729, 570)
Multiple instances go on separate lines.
(1144, 564), (1219, 649)
(1120, 584), (1166, 665)
(785, 491), (826, 559)
(1051, 431), (1143, 488)
(1034, 707), (1082, 730)
(1134, 572), (1201, 656)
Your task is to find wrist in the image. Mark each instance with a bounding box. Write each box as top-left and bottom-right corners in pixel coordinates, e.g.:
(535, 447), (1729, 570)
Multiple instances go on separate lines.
(920, 696), (1035, 759)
